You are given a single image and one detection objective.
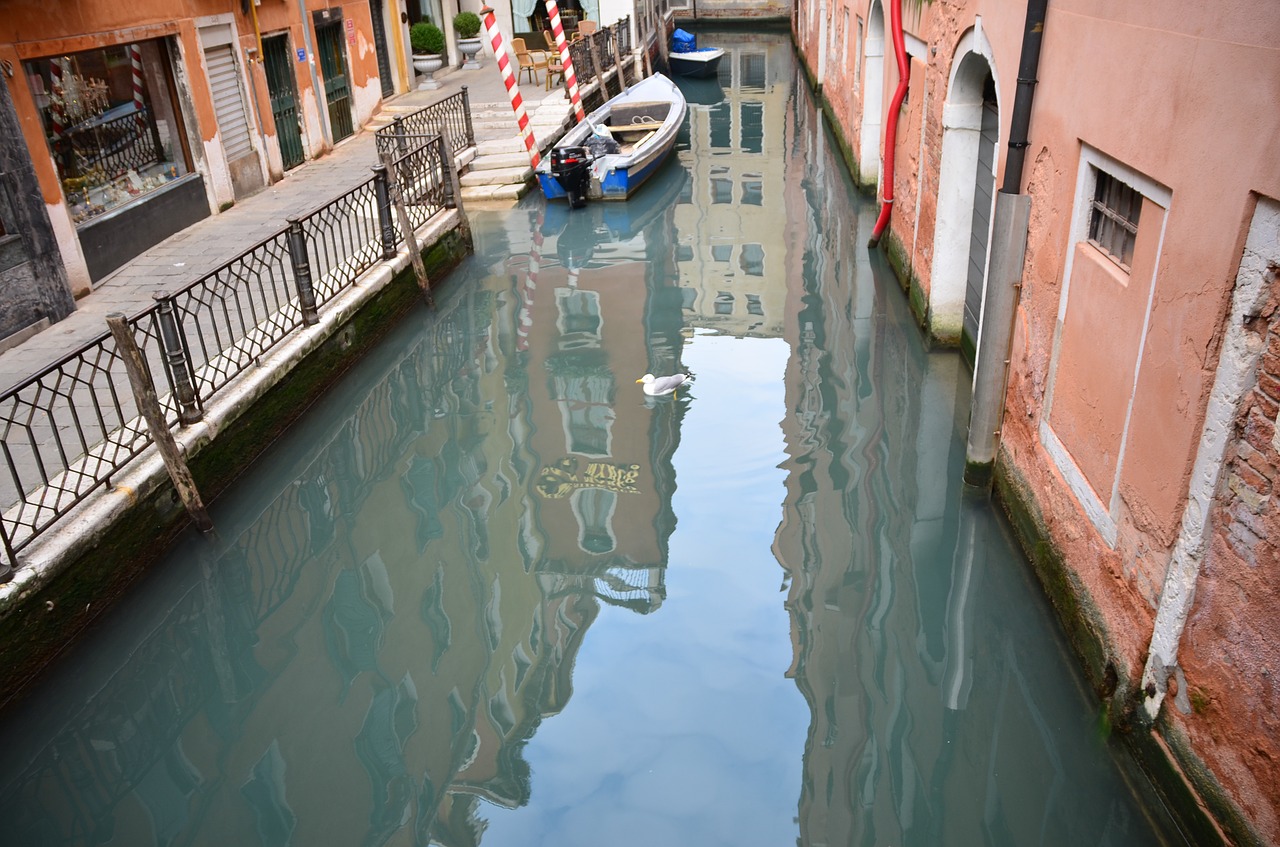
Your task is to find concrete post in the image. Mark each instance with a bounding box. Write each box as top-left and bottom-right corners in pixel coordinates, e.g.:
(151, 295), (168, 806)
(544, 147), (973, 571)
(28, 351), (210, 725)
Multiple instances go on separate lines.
(964, 190), (1031, 487)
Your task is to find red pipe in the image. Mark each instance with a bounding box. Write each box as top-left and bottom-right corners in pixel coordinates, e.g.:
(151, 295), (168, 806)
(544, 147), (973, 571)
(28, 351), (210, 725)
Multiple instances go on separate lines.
(868, 0), (908, 247)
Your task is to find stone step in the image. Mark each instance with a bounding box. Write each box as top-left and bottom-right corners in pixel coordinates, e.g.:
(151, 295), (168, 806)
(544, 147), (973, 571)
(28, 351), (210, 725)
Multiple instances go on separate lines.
(461, 181), (533, 203)
(477, 137), (529, 156)
(460, 166), (531, 187)
(469, 152), (532, 170)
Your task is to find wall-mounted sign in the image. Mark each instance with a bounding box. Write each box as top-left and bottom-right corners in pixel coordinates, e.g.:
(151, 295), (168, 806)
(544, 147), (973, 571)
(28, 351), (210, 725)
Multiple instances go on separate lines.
(296, 48), (306, 62)
(345, 18), (356, 44)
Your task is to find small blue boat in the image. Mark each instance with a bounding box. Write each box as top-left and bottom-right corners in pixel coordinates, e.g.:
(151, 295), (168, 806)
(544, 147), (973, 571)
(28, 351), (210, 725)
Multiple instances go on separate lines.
(535, 73), (687, 206)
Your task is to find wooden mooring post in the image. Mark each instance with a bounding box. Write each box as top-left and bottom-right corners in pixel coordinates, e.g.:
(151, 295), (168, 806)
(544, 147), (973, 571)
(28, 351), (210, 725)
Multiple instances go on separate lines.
(378, 149), (435, 308)
(105, 314), (213, 534)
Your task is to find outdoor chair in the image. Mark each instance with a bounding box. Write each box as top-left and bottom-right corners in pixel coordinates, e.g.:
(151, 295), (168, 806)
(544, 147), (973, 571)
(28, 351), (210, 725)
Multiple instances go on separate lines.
(546, 52), (565, 89)
(577, 20), (598, 36)
(512, 37), (548, 85)
(543, 29), (557, 51)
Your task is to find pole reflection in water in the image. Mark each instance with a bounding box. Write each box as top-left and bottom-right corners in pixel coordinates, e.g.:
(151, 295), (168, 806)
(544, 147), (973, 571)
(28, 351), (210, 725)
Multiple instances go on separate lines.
(0, 29), (1172, 847)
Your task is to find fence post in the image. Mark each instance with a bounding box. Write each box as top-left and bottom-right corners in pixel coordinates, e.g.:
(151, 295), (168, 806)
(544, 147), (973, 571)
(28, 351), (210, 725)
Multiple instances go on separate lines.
(372, 163), (398, 260)
(393, 115), (408, 157)
(612, 26), (627, 89)
(587, 31), (609, 99)
(378, 149), (434, 306)
(106, 313), (214, 534)
(439, 134), (472, 246)
(153, 293), (203, 426)
(461, 85), (476, 148)
(286, 217), (320, 325)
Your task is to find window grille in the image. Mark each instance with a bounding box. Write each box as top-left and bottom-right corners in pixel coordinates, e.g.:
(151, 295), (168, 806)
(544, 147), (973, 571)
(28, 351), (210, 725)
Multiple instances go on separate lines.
(1088, 171), (1141, 270)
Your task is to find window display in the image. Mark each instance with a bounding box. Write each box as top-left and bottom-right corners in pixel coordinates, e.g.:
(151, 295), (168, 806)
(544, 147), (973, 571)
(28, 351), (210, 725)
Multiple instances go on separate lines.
(24, 40), (190, 225)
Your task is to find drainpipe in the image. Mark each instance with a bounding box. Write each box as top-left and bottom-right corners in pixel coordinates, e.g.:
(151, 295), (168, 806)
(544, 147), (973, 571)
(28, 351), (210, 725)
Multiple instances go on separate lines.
(962, 0), (1047, 488)
(867, 0), (906, 248)
(298, 0), (333, 147)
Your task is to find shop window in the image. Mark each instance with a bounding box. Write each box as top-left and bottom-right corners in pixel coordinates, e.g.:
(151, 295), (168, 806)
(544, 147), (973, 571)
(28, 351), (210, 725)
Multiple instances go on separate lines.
(24, 41), (190, 226)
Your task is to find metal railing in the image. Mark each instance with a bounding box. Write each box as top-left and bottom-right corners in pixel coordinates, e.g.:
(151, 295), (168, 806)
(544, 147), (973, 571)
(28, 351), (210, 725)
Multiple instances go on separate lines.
(56, 105), (164, 182)
(565, 17), (632, 100)
(374, 88), (475, 159)
(0, 132), (458, 571)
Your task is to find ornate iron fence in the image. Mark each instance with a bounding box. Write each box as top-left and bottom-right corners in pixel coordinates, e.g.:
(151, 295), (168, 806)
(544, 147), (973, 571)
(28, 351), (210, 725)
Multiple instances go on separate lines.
(374, 88), (475, 159)
(0, 132), (457, 571)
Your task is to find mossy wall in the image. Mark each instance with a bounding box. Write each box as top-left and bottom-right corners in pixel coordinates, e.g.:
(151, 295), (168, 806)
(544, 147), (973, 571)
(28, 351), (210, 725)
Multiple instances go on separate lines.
(0, 228), (469, 713)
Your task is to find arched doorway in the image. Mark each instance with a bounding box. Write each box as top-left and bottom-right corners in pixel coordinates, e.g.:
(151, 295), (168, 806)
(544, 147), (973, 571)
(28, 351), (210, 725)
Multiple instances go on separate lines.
(858, 1), (884, 188)
(928, 29), (1000, 358)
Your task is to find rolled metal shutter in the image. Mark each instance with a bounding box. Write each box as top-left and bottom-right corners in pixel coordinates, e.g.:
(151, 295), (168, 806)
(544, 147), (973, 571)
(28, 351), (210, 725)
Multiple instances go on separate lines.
(206, 44), (254, 162)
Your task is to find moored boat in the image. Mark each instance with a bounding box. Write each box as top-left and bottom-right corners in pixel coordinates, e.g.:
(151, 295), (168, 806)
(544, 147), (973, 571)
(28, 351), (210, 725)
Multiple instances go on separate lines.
(669, 48), (724, 79)
(535, 73), (687, 207)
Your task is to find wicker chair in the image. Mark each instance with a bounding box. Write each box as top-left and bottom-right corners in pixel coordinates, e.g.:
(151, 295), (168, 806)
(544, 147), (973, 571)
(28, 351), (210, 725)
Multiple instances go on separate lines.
(512, 38), (547, 85)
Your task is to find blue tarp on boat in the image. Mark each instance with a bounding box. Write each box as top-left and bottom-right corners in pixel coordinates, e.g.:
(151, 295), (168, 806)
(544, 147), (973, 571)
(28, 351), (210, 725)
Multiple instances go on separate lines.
(672, 28), (697, 53)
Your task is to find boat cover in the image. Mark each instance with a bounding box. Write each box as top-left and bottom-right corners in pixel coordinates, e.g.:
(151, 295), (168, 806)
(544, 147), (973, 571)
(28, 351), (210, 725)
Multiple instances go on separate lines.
(671, 28), (697, 53)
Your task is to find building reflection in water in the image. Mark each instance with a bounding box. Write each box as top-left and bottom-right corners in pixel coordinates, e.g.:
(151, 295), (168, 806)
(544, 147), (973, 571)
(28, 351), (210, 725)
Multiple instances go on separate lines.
(768, 44), (1159, 847)
(0, 165), (688, 846)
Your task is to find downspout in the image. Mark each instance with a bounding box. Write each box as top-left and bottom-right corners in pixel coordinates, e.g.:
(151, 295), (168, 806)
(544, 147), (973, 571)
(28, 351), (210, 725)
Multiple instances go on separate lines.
(867, 0), (906, 248)
(962, 0), (1048, 487)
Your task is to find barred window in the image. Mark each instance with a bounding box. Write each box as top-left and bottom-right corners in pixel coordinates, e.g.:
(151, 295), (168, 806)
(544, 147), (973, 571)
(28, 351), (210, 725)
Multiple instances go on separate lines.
(1088, 171), (1141, 270)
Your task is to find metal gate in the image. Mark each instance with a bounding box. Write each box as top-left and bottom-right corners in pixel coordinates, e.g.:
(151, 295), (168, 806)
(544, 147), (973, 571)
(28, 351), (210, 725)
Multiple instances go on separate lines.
(262, 35), (305, 170)
(963, 77), (999, 351)
(369, 0), (395, 99)
(315, 23), (355, 143)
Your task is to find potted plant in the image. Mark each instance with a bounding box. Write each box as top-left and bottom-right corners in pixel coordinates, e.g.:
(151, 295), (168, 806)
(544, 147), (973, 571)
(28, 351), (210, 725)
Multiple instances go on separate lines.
(410, 21), (446, 89)
(453, 11), (484, 69)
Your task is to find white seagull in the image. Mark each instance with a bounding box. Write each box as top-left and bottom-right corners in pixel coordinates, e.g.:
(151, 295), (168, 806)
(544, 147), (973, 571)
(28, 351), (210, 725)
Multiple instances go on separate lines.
(636, 372), (692, 396)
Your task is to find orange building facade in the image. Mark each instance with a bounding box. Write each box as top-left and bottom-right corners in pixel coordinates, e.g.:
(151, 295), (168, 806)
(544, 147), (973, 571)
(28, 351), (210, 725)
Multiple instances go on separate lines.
(0, 0), (402, 299)
(794, 1), (1280, 843)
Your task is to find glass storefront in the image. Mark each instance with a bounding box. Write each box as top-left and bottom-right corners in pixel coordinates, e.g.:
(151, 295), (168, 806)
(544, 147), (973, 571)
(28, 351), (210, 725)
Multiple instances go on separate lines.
(23, 40), (190, 225)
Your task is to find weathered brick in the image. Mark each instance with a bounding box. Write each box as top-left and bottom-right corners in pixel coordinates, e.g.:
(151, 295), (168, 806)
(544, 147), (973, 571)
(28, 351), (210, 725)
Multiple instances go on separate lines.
(1236, 441), (1278, 482)
(1243, 406), (1277, 456)
(1231, 454), (1274, 492)
(1261, 351), (1280, 381)
(1253, 387), (1280, 422)
(1258, 370), (1280, 404)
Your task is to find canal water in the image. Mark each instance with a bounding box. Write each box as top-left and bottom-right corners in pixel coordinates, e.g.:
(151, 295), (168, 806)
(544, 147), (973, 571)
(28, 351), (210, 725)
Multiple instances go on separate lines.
(0, 30), (1177, 847)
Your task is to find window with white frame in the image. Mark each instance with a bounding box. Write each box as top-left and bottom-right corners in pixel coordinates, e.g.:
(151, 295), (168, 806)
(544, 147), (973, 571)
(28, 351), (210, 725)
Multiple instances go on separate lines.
(1088, 171), (1142, 271)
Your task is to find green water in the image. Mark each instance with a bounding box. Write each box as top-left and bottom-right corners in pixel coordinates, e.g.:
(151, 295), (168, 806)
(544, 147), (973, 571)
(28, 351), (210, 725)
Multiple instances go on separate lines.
(0, 30), (1175, 847)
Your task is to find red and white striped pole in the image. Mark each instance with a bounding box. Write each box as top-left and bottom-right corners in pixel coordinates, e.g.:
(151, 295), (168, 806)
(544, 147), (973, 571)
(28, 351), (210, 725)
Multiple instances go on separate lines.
(543, 0), (585, 123)
(129, 44), (146, 131)
(518, 225), (542, 353)
(480, 5), (540, 169)
(49, 58), (65, 139)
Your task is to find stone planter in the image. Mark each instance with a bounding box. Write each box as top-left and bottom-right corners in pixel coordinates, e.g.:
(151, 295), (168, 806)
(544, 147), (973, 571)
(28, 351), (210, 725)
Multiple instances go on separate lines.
(457, 37), (483, 70)
(412, 53), (444, 90)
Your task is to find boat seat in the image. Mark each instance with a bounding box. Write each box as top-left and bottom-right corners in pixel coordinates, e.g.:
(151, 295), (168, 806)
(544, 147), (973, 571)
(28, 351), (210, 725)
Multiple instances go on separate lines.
(611, 121), (665, 134)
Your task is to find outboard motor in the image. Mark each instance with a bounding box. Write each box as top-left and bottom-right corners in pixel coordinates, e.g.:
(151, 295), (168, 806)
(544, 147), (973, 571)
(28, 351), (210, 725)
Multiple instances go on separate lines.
(550, 146), (592, 209)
